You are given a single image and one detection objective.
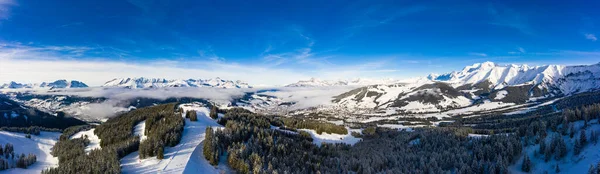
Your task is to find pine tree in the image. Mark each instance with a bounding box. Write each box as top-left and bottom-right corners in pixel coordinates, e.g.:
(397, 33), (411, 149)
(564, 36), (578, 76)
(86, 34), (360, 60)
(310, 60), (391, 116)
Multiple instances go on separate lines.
(210, 105), (219, 119)
(580, 130), (587, 145)
(189, 111), (198, 121)
(555, 164), (560, 173)
(570, 124), (576, 138)
(157, 147), (164, 159)
(574, 139), (582, 155)
(591, 130), (598, 145)
(203, 127), (217, 165)
(521, 155), (531, 172)
(539, 141), (546, 154)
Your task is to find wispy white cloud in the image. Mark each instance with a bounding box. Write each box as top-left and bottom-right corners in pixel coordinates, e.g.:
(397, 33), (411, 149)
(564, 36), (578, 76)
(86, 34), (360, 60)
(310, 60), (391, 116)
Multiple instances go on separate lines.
(261, 29), (329, 68)
(0, 42), (410, 86)
(508, 47), (526, 54)
(0, 0), (16, 20)
(488, 4), (533, 35)
(469, 52), (488, 57)
(585, 33), (597, 41)
(343, 5), (427, 41)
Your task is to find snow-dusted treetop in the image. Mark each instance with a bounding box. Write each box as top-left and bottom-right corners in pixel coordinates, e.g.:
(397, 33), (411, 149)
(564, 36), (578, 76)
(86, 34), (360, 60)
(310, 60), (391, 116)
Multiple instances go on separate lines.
(101, 77), (252, 89)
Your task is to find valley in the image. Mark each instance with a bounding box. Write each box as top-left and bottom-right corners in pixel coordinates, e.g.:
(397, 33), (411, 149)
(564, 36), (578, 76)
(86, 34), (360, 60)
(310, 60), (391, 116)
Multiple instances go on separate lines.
(1, 61), (600, 173)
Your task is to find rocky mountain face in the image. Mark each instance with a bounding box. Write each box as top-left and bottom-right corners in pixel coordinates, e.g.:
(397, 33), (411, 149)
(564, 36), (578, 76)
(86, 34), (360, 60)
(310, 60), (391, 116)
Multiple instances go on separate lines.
(0, 80), (88, 89)
(101, 77), (252, 89)
(332, 62), (600, 112)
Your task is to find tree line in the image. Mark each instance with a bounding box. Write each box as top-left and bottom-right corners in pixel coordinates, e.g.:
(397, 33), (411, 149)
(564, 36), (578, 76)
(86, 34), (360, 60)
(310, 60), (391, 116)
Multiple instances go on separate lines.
(0, 143), (37, 170)
(43, 103), (184, 174)
(204, 108), (524, 173)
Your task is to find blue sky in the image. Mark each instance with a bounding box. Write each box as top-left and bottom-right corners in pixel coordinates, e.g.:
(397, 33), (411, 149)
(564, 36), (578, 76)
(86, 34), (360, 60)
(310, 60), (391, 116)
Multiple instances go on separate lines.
(1, 0), (600, 85)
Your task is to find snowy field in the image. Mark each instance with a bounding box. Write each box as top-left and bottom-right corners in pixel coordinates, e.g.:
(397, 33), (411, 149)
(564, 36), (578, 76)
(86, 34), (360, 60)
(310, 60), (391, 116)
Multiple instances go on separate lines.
(0, 131), (61, 174)
(69, 128), (101, 153)
(119, 103), (226, 174)
(299, 128), (362, 146)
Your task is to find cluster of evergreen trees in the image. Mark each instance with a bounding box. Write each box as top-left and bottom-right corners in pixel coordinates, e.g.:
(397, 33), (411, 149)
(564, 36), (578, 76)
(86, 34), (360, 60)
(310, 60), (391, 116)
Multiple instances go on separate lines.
(204, 108), (524, 173)
(0, 143), (37, 170)
(138, 104), (184, 159)
(209, 105), (219, 119)
(279, 117), (348, 135)
(185, 110), (198, 121)
(43, 103), (184, 173)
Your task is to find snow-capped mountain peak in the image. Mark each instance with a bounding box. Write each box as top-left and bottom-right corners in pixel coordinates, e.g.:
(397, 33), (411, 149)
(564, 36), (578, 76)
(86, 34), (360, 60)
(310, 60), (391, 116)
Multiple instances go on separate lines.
(102, 77), (251, 89)
(285, 77), (401, 87)
(0, 80), (88, 89)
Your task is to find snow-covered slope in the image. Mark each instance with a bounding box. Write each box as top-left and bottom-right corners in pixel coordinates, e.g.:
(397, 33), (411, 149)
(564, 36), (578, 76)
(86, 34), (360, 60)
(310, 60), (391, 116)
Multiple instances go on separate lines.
(0, 131), (61, 174)
(333, 62), (600, 112)
(285, 77), (400, 87)
(120, 103), (227, 174)
(102, 77), (251, 89)
(429, 61), (600, 94)
(509, 119), (600, 174)
(0, 80), (88, 89)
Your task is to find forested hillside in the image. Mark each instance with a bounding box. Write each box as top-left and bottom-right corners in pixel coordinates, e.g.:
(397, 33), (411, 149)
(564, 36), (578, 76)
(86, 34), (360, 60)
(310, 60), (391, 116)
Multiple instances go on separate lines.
(203, 95), (600, 173)
(42, 103), (185, 173)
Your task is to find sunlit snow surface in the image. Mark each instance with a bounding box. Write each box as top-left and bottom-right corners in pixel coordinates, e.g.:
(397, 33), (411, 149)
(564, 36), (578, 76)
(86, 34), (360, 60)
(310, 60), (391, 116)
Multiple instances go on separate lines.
(509, 119), (600, 173)
(69, 128), (102, 153)
(133, 121), (147, 142)
(119, 103), (227, 174)
(299, 128), (362, 146)
(0, 131), (61, 174)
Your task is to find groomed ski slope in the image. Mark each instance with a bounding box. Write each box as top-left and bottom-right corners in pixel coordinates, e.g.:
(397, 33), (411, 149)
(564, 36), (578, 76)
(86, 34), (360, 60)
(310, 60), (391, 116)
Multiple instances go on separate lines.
(0, 131), (61, 174)
(119, 103), (225, 173)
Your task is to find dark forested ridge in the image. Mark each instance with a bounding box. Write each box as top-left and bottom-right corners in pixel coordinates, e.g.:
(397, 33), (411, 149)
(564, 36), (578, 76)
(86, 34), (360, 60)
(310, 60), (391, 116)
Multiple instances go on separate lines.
(0, 143), (37, 171)
(0, 97), (86, 130)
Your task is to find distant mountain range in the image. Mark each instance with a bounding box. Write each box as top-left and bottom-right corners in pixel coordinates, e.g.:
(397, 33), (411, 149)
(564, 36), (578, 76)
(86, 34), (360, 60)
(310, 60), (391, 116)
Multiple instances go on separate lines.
(0, 80), (88, 89)
(285, 77), (401, 87)
(102, 77), (252, 89)
(332, 61), (600, 112)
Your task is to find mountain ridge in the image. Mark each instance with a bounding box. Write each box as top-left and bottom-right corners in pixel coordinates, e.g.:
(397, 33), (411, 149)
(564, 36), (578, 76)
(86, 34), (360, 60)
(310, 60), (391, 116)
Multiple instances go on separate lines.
(0, 80), (89, 89)
(102, 77), (252, 89)
(332, 61), (600, 112)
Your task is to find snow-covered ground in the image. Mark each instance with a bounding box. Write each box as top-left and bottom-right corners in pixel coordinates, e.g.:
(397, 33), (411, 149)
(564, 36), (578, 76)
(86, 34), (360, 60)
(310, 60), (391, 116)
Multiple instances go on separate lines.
(509, 119), (600, 173)
(69, 128), (101, 153)
(504, 97), (562, 115)
(0, 131), (61, 174)
(299, 128), (362, 146)
(120, 103), (226, 174)
(133, 121), (147, 142)
(379, 124), (426, 131)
